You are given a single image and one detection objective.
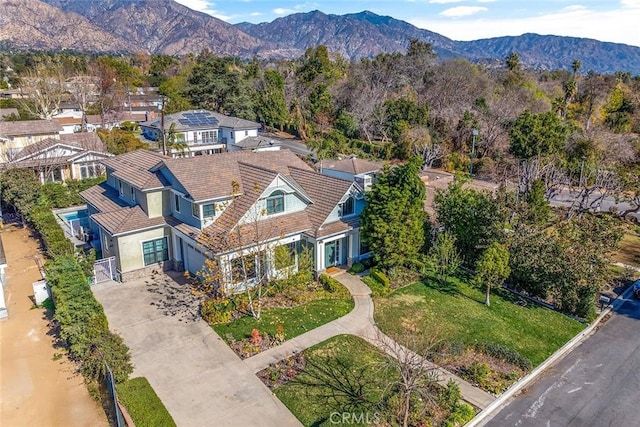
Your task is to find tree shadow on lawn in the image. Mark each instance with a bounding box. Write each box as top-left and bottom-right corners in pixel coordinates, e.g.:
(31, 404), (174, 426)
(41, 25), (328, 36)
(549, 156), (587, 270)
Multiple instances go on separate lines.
(422, 276), (486, 306)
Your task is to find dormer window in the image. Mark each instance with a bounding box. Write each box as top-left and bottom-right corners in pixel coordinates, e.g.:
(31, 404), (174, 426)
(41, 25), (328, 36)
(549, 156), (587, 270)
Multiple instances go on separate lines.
(174, 194), (181, 213)
(266, 190), (285, 215)
(341, 196), (355, 217)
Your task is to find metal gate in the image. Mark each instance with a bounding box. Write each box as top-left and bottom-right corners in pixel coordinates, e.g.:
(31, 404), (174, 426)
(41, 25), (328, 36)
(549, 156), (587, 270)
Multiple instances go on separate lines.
(93, 257), (118, 284)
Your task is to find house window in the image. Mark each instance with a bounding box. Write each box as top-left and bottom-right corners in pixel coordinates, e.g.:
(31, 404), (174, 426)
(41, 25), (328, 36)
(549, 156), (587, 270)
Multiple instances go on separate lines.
(231, 255), (257, 284)
(174, 194), (181, 213)
(341, 196), (355, 216)
(79, 161), (101, 179)
(142, 237), (169, 266)
(201, 130), (217, 144)
(192, 202), (199, 218)
(266, 190), (285, 215)
(45, 168), (63, 182)
(245, 130), (248, 136)
(203, 203), (215, 218)
(118, 179), (124, 196)
(130, 187), (136, 203)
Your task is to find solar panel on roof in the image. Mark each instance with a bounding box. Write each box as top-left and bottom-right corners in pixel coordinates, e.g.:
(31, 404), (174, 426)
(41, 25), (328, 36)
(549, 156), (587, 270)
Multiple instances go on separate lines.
(178, 119), (190, 125)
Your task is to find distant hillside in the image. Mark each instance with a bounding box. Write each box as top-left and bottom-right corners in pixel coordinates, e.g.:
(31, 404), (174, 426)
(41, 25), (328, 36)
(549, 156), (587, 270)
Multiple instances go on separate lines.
(2, 1), (640, 74)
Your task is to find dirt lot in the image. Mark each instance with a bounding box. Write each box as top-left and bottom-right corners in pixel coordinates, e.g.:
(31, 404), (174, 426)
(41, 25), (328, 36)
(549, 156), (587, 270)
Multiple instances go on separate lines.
(0, 225), (108, 427)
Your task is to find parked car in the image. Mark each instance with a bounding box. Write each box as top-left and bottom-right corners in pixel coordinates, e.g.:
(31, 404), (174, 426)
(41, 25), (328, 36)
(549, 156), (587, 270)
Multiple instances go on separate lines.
(633, 280), (640, 298)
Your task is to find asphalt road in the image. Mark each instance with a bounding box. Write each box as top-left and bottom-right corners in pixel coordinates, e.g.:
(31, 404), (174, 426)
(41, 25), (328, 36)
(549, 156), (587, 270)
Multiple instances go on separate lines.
(549, 188), (640, 222)
(486, 295), (640, 427)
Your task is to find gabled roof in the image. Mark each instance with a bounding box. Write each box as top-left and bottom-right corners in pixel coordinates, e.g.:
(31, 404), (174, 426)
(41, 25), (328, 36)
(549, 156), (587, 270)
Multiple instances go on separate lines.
(322, 156), (384, 175)
(232, 135), (282, 150)
(140, 109), (260, 132)
(288, 166), (356, 231)
(158, 149), (312, 202)
(0, 120), (62, 137)
(80, 183), (130, 213)
(101, 149), (169, 190)
(0, 108), (18, 120)
(14, 132), (105, 161)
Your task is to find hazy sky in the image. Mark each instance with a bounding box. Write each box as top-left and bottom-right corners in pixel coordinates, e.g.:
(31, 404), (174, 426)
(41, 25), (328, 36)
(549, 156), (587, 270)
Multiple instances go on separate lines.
(174, 0), (640, 47)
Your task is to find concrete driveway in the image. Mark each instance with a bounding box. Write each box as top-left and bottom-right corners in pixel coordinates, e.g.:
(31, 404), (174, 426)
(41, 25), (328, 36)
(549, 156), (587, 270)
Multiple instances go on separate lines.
(92, 274), (300, 427)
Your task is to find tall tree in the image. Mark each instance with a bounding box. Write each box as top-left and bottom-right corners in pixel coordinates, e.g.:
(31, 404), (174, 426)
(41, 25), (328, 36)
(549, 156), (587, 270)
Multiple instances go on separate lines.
(18, 63), (66, 120)
(255, 69), (288, 130)
(361, 157), (428, 273)
(0, 168), (40, 225)
(428, 231), (461, 286)
(509, 110), (571, 159)
(475, 242), (510, 307)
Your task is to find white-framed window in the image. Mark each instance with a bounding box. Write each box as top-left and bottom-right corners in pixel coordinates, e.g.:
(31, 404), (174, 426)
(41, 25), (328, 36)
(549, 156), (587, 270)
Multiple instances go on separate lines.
(79, 161), (101, 179)
(142, 237), (169, 266)
(192, 202), (199, 218)
(174, 194), (181, 213)
(266, 190), (285, 215)
(201, 130), (217, 144)
(203, 203), (215, 218)
(45, 168), (63, 182)
(341, 196), (355, 217)
(130, 187), (136, 203)
(118, 179), (124, 196)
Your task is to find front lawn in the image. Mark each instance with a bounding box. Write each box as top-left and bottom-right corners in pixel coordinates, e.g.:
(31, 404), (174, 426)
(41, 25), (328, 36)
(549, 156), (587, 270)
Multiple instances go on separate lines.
(214, 298), (354, 344)
(375, 276), (585, 366)
(612, 227), (640, 267)
(274, 335), (475, 427)
(116, 377), (176, 427)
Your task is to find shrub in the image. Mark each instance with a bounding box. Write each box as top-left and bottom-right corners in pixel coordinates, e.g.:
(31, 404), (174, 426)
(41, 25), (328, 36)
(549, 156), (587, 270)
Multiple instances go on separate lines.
(319, 273), (340, 293)
(439, 380), (462, 412)
(370, 268), (390, 287)
(200, 298), (233, 325)
(348, 262), (365, 274)
(443, 403), (475, 427)
(362, 276), (391, 297)
(29, 206), (74, 258)
(464, 361), (490, 387)
(474, 341), (533, 371)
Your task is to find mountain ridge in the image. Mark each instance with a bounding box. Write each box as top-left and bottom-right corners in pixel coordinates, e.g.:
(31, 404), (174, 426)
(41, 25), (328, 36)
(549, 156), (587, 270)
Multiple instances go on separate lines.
(1, 0), (639, 74)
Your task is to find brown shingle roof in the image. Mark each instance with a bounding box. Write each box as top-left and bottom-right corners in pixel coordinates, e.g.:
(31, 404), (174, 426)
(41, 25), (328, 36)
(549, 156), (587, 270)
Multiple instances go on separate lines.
(102, 149), (168, 190)
(159, 149), (312, 202)
(91, 205), (166, 236)
(0, 120), (62, 137)
(80, 183), (130, 213)
(0, 108), (19, 120)
(322, 157), (384, 175)
(14, 133), (105, 160)
(288, 166), (355, 230)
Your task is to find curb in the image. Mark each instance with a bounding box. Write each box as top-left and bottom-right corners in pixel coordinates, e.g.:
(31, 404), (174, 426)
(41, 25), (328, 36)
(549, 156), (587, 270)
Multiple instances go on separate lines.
(465, 284), (635, 427)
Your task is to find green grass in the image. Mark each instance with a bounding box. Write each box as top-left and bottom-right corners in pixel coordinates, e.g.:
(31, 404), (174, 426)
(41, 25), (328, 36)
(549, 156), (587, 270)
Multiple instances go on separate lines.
(612, 229), (640, 267)
(275, 335), (392, 427)
(214, 298), (354, 343)
(116, 377), (176, 427)
(375, 276), (585, 366)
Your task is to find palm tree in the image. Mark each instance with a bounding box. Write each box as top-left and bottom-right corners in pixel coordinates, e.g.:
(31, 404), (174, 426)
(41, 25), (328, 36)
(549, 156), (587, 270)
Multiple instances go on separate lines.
(163, 122), (189, 157)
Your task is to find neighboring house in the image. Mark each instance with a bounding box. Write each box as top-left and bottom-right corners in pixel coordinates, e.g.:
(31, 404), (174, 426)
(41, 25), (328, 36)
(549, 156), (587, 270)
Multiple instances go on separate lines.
(80, 149), (369, 289)
(140, 110), (261, 157)
(4, 133), (112, 183)
(0, 233), (7, 319)
(0, 120), (63, 163)
(320, 156), (384, 190)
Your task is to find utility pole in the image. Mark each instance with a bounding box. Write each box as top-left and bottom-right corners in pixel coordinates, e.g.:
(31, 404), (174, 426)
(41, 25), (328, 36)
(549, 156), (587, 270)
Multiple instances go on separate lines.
(160, 95), (167, 156)
(469, 129), (478, 175)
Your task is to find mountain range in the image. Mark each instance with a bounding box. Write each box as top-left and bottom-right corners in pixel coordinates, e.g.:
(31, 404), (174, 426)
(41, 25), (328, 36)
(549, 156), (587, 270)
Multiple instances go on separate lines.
(1, 0), (639, 74)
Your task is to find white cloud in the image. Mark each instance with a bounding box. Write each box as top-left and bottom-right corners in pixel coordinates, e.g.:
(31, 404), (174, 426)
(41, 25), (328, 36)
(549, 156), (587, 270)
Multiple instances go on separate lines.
(174, 0), (231, 20)
(273, 7), (296, 15)
(429, 0), (464, 3)
(410, 5), (640, 46)
(621, 0), (640, 7)
(250, 12), (262, 16)
(440, 6), (488, 17)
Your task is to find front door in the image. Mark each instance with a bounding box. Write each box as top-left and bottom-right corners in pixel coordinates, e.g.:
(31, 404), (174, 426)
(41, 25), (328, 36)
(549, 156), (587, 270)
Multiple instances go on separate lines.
(325, 240), (340, 268)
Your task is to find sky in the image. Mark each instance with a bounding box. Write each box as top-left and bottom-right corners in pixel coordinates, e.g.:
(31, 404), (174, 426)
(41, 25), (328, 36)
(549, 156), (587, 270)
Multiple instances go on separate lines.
(173, 0), (640, 47)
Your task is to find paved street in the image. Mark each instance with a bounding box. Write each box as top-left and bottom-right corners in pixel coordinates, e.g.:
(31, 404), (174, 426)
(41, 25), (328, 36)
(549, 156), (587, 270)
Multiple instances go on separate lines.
(485, 294), (640, 426)
(550, 188), (640, 221)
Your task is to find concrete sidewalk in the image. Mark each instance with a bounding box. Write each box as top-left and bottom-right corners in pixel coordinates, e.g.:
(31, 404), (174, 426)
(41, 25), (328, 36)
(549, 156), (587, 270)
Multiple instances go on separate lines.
(243, 270), (495, 410)
(93, 275), (301, 427)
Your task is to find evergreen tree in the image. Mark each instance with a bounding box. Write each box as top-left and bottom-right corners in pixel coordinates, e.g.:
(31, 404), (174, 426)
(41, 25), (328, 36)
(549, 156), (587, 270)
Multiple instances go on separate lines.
(361, 157), (428, 273)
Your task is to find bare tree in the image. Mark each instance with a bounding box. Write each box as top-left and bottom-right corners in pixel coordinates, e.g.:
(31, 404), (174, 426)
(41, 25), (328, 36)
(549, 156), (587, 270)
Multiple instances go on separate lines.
(567, 167), (623, 218)
(18, 64), (66, 120)
(403, 126), (444, 169)
(66, 73), (99, 132)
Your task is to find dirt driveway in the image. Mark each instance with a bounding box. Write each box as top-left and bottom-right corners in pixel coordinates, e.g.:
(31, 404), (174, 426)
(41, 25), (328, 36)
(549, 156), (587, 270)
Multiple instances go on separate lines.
(0, 225), (108, 427)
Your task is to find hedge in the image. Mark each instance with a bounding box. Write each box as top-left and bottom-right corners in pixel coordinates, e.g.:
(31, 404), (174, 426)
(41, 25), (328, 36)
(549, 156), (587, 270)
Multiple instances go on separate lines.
(29, 205), (74, 258)
(46, 255), (133, 383)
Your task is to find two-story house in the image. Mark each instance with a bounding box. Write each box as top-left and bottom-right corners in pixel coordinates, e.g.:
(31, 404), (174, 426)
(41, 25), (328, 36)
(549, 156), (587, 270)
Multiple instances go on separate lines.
(0, 120), (62, 162)
(139, 110), (262, 157)
(80, 149), (370, 289)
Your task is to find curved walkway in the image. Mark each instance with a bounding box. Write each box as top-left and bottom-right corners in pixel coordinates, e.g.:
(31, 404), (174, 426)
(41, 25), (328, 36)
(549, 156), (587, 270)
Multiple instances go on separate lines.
(243, 269), (495, 410)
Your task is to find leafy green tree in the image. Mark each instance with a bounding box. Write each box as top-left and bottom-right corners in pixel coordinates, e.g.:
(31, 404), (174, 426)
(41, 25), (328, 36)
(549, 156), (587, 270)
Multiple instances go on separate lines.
(524, 179), (551, 225)
(361, 157), (428, 273)
(434, 178), (508, 265)
(255, 69), (288, 130)
(475, 242), (510, 306)
(509, 110), (571, 159)
(428, 231), (461, 286)
(97, 128), (147, 155)
(0, 168), (40, 224)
